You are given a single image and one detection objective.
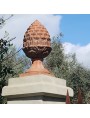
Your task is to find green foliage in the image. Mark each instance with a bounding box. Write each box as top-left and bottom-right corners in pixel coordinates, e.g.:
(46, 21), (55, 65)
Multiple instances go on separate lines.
(45, 35), (65, 78)
(4, 46), (31, 78)
(0, 36), (14, 103)
(45, 35), (90, 104)
(0, 38), (13, 79)
(0, 35), (30, 103)
(0, 15), (30, 103)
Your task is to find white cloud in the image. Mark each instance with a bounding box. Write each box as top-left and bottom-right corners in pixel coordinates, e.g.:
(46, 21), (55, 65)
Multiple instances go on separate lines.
(63, 42), (90, 69)
(0, 14), (61, 48)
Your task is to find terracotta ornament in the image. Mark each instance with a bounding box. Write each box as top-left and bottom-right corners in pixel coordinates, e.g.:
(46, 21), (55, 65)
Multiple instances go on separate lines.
(20, 20), (52, 77)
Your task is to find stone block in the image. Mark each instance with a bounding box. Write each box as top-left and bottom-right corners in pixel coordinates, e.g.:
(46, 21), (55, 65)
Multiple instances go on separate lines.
(2, 74), (73, 104)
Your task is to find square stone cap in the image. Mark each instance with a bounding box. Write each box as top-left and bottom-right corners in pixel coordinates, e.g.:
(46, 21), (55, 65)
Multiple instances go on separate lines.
(2, 74), (74, 98)
(8, 74), (66, 86)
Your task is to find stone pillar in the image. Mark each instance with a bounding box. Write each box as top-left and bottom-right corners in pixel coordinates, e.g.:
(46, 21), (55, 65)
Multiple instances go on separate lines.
(2, 20), (74, 104)
(2, 74), (73, 104)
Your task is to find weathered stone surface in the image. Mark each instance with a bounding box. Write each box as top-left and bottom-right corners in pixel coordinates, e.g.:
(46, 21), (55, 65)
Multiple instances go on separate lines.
(2, 74), (73, 104)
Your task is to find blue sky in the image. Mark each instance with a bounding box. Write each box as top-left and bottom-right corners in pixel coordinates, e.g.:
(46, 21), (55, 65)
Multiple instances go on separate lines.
(60, 14), (90, 45)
